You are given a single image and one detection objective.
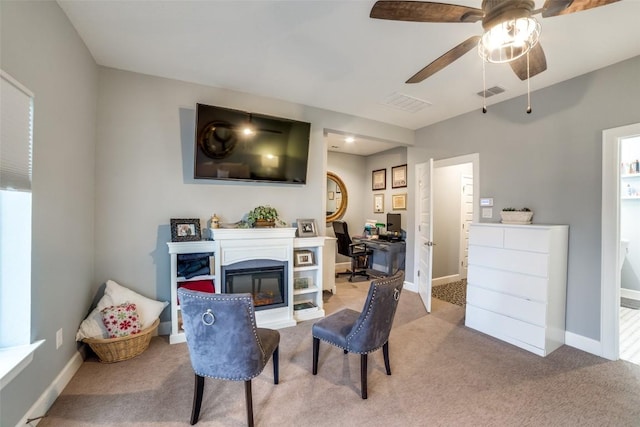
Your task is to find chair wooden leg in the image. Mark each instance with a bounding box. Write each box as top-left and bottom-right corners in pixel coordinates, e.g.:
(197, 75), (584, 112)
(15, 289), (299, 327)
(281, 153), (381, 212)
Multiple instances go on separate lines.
(190, 374), (205, 425)
(312, 337), (319, 375)
(383, 342), (391, 375)
(273, 346), (279, 384)
(245, 380), (254, 427)
(360, 354), (368, 399)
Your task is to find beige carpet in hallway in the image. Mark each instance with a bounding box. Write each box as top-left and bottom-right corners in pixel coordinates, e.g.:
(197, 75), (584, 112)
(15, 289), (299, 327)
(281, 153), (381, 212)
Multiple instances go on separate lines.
(38, 278), (640, 426)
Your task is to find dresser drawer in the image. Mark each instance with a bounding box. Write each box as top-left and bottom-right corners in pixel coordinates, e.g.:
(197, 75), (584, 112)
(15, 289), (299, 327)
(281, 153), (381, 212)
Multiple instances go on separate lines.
(504, 228), (551, 253)
(465, 304), (545, 350)
(467, 265), (548, 301)
(467, 285), (546, 326)
(468, 246), (549, 277)
(469, 225), (503, 248)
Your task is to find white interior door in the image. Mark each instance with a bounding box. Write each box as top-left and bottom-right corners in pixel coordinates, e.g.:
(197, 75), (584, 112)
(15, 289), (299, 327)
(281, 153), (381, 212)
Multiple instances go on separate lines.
(416, 160), (434, 312)
(459, 175), (473, 279)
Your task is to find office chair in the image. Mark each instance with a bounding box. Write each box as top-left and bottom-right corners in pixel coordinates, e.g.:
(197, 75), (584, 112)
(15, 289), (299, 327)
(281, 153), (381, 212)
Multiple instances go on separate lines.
(311, 270), (405, 399)
(177, 289), (280, 426)
(332, 220), (373, 282)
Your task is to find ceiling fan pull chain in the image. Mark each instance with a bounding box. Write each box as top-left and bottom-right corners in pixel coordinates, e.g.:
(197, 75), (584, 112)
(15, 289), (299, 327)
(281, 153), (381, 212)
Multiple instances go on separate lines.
(526, 51), (532, 114)
(482, 59), (487, 114)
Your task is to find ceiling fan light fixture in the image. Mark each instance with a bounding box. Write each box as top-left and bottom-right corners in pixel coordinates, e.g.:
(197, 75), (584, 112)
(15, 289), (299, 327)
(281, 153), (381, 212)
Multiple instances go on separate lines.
(478, 16), (540, 63)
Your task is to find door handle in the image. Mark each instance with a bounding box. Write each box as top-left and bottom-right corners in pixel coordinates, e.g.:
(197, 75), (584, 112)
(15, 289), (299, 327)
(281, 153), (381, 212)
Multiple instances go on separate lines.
(424, 241), (436, 247)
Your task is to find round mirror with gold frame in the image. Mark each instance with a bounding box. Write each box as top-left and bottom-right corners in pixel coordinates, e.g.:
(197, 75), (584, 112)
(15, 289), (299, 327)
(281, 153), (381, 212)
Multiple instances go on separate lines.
(326, 171), (348, 223)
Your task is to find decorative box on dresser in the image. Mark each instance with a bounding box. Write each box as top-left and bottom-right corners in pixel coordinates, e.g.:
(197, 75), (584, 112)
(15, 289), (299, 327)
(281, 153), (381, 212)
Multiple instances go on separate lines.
(465, 223), (569, 356)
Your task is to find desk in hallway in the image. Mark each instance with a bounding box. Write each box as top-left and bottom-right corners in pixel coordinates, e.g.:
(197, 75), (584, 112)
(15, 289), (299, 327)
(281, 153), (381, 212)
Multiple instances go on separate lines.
(353, 237), (406, 277)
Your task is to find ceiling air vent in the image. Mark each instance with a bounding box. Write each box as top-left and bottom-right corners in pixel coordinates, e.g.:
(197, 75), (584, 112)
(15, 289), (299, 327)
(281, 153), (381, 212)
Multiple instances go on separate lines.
(477, 86), (505, 98)
(381, 92), (431, 113)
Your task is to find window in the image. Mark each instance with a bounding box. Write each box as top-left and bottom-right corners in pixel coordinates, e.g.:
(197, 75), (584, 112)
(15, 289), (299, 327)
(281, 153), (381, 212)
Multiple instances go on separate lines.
(0, 70), (40, 389)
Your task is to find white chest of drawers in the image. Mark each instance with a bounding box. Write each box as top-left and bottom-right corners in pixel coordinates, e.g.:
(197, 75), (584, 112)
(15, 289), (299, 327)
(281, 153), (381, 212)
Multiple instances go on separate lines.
(465, 223), (569, 356)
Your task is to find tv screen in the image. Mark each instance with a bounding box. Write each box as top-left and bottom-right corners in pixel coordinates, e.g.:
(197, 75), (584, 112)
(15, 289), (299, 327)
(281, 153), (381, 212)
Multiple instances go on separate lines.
(194, 103), (311, 184)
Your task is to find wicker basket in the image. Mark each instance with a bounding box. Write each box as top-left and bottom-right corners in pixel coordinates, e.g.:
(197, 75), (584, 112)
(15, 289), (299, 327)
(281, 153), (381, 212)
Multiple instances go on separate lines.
(83, 318), (159, 363)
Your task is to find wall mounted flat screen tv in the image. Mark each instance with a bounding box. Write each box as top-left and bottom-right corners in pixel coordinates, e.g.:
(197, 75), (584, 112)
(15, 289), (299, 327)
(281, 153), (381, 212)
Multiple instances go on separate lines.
(194, 103), (311, 184)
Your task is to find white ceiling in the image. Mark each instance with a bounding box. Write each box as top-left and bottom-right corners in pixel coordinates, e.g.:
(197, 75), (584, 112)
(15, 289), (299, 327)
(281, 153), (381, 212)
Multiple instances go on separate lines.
(58, 0), (640, 155)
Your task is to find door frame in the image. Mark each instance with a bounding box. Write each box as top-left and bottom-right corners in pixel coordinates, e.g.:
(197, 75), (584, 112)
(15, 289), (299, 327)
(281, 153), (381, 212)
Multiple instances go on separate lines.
(601, 122), (640, 360)
(414, 153), (480, 310)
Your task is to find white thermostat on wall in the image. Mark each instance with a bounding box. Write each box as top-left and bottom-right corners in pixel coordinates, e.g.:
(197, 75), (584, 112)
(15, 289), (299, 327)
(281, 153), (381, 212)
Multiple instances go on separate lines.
(480, 197), (494, 207)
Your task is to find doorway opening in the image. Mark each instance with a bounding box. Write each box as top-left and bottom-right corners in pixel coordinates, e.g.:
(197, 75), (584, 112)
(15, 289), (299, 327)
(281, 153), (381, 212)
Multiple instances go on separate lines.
(601, 122), (640, 362)
(414, 153), (479, 314)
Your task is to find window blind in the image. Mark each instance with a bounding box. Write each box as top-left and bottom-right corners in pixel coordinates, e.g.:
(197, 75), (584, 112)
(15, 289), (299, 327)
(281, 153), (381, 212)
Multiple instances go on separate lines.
(1, 70), (33, 191)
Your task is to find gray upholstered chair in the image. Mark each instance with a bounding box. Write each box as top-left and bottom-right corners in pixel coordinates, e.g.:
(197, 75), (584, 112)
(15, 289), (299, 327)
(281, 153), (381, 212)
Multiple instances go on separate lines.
(177, 289), (280, 426)
(312, 270), (404, 399)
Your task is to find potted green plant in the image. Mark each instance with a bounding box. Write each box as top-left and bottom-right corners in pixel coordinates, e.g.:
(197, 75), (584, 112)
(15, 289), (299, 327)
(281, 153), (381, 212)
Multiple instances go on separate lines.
(500, 207), (533, 224)
(247, 205), (285, 228)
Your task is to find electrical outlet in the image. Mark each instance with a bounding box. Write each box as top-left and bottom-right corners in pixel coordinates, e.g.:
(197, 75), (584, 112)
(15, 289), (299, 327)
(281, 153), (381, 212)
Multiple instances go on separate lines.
(56, 328), (63, 349)
(482, 208), (493, 219)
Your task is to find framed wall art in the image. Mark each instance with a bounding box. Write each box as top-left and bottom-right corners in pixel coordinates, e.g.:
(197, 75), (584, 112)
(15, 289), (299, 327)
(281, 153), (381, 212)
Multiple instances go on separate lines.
(392, 193), (407, 210)
(392, 164), (407, 188)
(170, 218), (201, 242)
(373, 193), (384, 213)
(372, 168), (386, 190)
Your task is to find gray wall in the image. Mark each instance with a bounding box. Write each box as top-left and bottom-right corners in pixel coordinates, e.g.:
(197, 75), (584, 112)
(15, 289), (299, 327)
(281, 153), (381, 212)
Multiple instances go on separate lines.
(365, 146), (409, 229)
(327, 146), (408, 264)
(327, 151), (367, 263)
(411, 55), (640, 340)
(0, 2), (98, 426)
(93, 68), (412, 323)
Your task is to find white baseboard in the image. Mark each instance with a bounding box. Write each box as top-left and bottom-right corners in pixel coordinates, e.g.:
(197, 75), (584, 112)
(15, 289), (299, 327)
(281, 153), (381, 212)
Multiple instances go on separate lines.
(621, 288), (640, 301)
(432, 274), (460, 287)
(403, 280), (417, 293)
(18, 350), (84, 426)
(565, 331), (604, 358)
(335, 262), (350, 273)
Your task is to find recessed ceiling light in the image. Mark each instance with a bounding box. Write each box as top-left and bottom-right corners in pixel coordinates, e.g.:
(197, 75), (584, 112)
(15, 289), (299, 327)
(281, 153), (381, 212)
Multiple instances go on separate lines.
(345, 137), (355, 143)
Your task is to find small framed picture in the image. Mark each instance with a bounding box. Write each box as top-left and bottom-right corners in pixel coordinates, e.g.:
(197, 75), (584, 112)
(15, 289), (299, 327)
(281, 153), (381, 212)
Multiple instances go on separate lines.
(294, 276), (312, 289)
(294, 250), (315, 267)
(328, 191), (335, 200)
(392, 193), (407, 210)
(373, 193), (384, 213)
(296, 218), (317, 238)
(170, 218), (201, 242)
(392, 164), (407, 188)
(372, 168), (386, 190)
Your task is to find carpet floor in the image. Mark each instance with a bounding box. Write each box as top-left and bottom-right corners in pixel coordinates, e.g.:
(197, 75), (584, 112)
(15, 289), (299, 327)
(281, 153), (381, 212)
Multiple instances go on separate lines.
(38, 277), (640, 426)
(431, 279), (467, 306)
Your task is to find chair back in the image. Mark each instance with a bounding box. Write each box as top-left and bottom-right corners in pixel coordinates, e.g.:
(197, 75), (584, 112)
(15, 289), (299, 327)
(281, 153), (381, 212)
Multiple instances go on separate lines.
(177, 289), (268, 381)
(333, 220), (353, 257)
(346, 270), (405, 353)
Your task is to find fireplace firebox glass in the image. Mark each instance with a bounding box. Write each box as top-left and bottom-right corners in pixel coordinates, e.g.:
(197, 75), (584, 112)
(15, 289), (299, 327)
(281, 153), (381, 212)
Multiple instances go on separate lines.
(223, 261), (287, 311)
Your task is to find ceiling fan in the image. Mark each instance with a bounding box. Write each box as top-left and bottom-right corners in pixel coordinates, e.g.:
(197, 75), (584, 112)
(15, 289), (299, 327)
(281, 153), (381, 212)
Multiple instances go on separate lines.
(370, 0), (620, 83)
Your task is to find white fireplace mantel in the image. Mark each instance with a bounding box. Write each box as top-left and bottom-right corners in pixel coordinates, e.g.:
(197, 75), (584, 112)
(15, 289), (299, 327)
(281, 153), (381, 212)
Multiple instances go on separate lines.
(211, 227), (298, 329)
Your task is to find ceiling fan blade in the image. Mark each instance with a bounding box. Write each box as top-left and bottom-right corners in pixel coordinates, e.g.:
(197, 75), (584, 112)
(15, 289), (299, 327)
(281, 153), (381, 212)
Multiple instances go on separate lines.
(370, 1), (483, 23)
(541, 0), (620, 17)
(509, 43), (547, 80)
(407, 36), (481, 83)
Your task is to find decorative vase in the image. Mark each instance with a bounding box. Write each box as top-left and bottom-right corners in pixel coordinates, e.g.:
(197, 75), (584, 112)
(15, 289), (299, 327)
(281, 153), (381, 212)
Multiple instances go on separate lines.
(254, 219), (275, 228)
